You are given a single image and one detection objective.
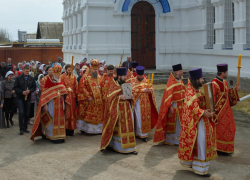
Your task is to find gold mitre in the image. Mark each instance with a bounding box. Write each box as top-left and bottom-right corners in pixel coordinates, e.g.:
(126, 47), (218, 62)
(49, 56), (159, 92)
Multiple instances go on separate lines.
(52, 65), (62, 75)
(90, 59), (100, 70)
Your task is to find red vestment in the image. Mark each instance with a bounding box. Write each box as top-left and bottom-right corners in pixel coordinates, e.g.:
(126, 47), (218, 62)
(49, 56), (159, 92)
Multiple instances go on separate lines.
(101, 80), (135, 150)
(132, 72), (147, 78)
(178, 79), (217, 162)
(212, 78), (239, 153)
(132, 77), (158, 135)
(61, 73), (78, 130)
(153, 73), (186, 143)
(30, 76), (68, 140)
(77, 74), (103, 124)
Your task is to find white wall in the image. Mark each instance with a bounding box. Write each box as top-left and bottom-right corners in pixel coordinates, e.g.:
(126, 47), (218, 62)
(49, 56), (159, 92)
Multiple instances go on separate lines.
(62, 0), (250, 77)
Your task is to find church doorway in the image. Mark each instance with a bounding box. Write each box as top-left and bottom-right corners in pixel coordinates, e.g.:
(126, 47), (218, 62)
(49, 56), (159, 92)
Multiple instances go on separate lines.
(131, 1), (156, 69)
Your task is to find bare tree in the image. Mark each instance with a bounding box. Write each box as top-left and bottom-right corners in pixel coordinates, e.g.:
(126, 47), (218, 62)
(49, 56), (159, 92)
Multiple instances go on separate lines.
(0, 27), (11, 42)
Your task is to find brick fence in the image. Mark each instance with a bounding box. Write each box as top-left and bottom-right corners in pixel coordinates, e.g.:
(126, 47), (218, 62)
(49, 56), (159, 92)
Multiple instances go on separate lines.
(0, 47), (63, 65)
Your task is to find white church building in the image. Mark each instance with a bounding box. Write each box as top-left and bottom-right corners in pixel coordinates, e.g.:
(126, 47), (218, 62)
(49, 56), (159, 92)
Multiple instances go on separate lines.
(62, 0), (250, 77)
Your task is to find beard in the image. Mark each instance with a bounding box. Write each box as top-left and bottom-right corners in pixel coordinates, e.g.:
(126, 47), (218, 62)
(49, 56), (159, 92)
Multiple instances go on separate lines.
(198, 82), (203, 87)
(190, 79), (203, 89)
(138, 77), (144, 81)
(53, 77), (60, 82)
(118, 79), (126, 85)
(91, 72), (98, 78)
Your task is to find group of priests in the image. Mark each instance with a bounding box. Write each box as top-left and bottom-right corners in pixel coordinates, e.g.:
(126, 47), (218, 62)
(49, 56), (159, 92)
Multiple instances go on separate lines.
(30, 59), (239, 177)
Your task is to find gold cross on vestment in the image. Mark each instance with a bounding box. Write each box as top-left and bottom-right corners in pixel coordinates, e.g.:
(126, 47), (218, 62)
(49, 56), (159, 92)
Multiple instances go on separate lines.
(180, 140), (185, 147)
(57, 90), (61, 96)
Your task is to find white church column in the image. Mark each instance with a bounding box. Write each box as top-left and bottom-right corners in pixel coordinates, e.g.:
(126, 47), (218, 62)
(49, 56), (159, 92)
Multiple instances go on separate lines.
(77, 11), (82, 49)
(73, 13), (77, 50)
(233, 0), (246, 50)
(212, 1), (224, 50)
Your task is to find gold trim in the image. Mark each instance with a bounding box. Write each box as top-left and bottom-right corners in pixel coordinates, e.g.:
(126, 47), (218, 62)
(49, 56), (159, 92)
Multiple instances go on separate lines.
(166, 82), (185, 91)
(216, 140), (234, 144)
(185, 93), (201, 106)
(164, 94), (173, 104)
(108, 145), (137, 154)
(107, 89), (122, 98)
(135, 134), (148, 138)
(179, 161), (192, 168)
(193, 169), (209, 175)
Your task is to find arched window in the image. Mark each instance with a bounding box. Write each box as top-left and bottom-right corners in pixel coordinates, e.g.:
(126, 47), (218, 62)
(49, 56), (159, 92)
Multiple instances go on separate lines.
(206, 0), (215, 49)
(224, 0), (234, 49)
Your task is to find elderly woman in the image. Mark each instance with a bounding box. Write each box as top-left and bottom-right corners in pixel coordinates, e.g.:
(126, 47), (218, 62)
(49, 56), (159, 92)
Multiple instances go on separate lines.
(17, 63), (23, 71)
(1, 71), (16, 128)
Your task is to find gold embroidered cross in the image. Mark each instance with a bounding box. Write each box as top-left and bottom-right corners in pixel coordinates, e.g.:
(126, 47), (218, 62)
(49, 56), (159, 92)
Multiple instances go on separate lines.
(57, 90), (60, 96)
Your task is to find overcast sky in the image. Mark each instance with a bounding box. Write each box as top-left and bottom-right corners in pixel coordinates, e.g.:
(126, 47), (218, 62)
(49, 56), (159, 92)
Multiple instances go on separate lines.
(0, 0), (63, 41)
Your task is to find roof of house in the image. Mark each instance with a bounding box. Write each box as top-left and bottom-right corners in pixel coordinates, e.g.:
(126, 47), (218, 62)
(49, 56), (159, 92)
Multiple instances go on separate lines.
(37, 22), (63, 42)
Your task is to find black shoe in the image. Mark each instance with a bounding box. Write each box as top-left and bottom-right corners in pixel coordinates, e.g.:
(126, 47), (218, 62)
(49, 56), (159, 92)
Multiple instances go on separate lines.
(200, 173), (211, 177)
(23, 129), (30, 133)
(131, 151), (138, 155)
(7, 124), (10, 128)
(142, 138), (148, 142)
(217, 151), (231, 156)
(66, 130), (74, 136)
(20, 130), (24, 135)
(52, 139), (65, 144)
(125, 151), (138, 155)
(42, 134), (47, 140)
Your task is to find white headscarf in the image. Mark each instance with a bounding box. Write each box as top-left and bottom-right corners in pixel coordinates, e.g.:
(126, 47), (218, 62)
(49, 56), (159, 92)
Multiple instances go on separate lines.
(39, 64), (46, 74)
(5, 71), (14, 78)
(17, 63), (23, 70)
(35, 61), (41, 68)
(37, 74), (44, 85)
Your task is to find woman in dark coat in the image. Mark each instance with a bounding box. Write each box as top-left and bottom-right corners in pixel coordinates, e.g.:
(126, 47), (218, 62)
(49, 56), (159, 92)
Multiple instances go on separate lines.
(1, 71), (16, 128)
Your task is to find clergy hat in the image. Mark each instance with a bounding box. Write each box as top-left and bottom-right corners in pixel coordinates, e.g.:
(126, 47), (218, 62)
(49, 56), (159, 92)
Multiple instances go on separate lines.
(116, 67), (127, 76)
(172, 64), (182, 71)
(131, 62), (139, 68)
(189, 68), (203, 80)
(90, 59), (100, 70)
(52, 65), (62, 75)
(217, 64), (228, 72)
(136, 66), (145, 75)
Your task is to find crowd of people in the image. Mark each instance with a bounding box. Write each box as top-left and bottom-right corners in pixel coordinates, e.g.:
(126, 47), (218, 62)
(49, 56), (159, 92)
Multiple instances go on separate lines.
(0, 56), (239, 177)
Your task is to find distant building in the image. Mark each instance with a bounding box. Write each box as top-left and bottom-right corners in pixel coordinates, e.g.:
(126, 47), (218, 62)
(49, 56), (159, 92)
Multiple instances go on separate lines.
(36, 22), (63, 42)
(27, 33), (36, 39)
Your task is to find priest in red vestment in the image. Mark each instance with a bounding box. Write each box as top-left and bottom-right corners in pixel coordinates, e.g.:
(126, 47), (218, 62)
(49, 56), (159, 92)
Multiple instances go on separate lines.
(178, 68), (217, 177)
(153, 64), (186, 145)
(77, 59), (103, 134)
(212, 64), (239, 154)
(61, 64), (78, 136)
(101, 67), (137, 155)
(99, 65), (115, 102)
(132, 66), (158, 142)
(131, 62), (139, 77)
(30, 65), (68, 143)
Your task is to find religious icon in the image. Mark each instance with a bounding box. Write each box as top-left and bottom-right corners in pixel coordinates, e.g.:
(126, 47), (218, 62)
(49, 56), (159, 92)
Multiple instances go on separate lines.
(204, 82), (215, 112)
(122, 83), (132, 99)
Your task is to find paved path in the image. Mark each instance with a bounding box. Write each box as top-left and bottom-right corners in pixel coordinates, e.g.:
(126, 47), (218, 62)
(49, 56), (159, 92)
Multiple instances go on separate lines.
(0, 90), (249, 180)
